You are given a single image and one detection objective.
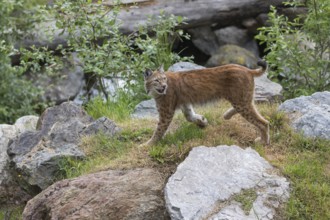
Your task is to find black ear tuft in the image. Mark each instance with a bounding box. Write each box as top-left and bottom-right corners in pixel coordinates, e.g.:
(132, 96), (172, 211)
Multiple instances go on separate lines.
(257, 60), (267, 70)
(144, 69), (153, 79)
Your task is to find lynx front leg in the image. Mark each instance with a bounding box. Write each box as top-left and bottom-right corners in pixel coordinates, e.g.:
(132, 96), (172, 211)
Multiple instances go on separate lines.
(144, 108), (175, 146)
(181, 104), (208, 128)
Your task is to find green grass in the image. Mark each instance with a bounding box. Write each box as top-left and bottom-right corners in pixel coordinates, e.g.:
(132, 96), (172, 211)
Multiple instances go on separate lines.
(0, 206), (23, 220)
(85, 92), (140, 122)
(33, 101), (330, 219)
(160, 121), (205, 146)
(56, 130), (150, 179)
(284, 151), (330, 219)
(232, 189), (258, 214)
(4, 100), (330, 219)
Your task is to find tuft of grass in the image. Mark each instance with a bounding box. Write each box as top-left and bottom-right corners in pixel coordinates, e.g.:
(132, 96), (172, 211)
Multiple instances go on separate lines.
(232, 188), (258, 214)
(149, 145), (168, 164)
(160, 122), (205, 146)
(85, 92), (139, 122)
(56, 130), (149, 179)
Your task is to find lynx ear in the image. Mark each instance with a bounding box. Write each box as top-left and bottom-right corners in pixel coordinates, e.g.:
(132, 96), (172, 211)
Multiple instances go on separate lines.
(144, 69), (153, 79)
(158, 64), (164, 74)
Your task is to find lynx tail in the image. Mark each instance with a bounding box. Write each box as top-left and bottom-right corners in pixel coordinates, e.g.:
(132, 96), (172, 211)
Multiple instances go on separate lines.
(250, 60), (268, 77)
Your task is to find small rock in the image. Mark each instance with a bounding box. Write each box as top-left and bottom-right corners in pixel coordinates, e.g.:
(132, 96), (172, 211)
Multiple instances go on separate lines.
(14, 115), (39, 133)
(131, 99), (158, 119)
(82, 116), (121, 136)
(278, 91), (330, 140)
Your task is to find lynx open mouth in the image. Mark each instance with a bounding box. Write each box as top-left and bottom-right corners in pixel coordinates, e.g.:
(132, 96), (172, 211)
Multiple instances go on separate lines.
(156, 87), (166, 94)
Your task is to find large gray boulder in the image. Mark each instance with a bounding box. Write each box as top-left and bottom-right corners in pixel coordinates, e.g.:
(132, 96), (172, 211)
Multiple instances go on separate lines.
(206, 45), (258, 69)
(165, 145), (290, 220)
(278, 91), (330, 140)
(7, 102), (120, 190)
(0, 116), (39, 208)
(23, 168), (168, 220)
(131, 99), (158, 119)
(214, 26), (260, 56)
(188, 26), (219, 56)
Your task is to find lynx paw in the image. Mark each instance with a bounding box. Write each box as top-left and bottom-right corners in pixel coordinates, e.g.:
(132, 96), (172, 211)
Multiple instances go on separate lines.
(254, 137), (270, 146)
(195, 115), (208, 128)
(139, 139), (155, 148)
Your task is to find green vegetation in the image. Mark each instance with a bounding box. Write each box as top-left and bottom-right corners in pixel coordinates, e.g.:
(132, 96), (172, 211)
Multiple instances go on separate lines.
(0, 207), (23, 220)
(283, 137), (330, 219)
(52, 0), (190, 100)
(0, 0), (189, 124)
(50, 102), (330, 219)
(0, 0), (47, 124)
(84, 92), (139, 122)
(256, 0), (330, 98)
(1, 0), (330, 219)
(232, 188), (258, 214)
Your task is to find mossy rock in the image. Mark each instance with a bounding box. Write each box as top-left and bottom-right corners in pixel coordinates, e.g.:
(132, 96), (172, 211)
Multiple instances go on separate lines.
(205, 44), (258, 68)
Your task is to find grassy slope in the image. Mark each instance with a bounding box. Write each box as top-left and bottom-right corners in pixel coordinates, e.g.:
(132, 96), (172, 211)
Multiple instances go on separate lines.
(2, 101), (329, 219)
(73, 100), (330, 219)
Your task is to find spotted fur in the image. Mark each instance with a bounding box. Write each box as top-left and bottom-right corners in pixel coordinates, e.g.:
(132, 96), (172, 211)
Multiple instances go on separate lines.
(143, 61), (269, 146)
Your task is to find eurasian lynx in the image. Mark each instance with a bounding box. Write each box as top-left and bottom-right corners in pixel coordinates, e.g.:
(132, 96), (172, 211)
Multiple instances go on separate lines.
(143, 61), (269, 146)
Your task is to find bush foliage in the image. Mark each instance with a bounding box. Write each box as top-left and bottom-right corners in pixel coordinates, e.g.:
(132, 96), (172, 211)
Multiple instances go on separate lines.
(0, 0), (190, 124)
(0, 0), (47, 124)
(256, 0), (330, 98)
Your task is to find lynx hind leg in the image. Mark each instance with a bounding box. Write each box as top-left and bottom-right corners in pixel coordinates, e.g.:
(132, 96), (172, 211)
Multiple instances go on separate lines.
(223, 107), (237, 120)
(181, 104), (208, 128)
(234, 103), (270, 145)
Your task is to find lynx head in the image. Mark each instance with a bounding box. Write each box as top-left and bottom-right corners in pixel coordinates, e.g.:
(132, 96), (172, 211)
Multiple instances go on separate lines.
(143, 65), (167, 97)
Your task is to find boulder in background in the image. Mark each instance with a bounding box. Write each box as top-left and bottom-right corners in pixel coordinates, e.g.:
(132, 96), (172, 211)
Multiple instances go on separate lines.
(206, 45), (258, 68)
(278, 91), (330, 140)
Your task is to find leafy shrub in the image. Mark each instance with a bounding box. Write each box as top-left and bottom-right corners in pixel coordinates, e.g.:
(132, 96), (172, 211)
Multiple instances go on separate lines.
(0, 0), (190, 123)
(256, 0), (330, 98)
(0, 0), (48, 124)
(51, 0), (190, 100)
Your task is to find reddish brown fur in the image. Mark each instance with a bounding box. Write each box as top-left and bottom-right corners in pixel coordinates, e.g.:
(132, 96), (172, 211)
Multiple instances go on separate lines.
(142, 63), (269, 146)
